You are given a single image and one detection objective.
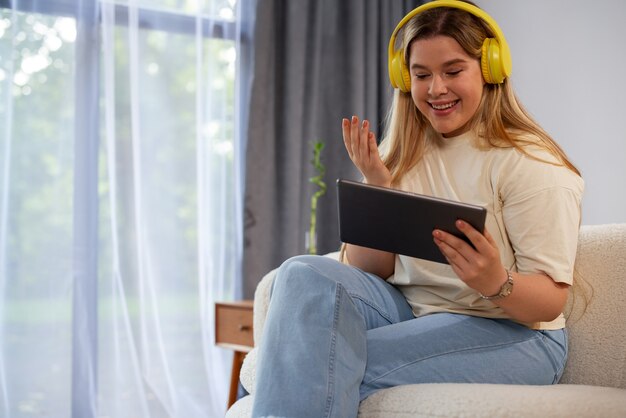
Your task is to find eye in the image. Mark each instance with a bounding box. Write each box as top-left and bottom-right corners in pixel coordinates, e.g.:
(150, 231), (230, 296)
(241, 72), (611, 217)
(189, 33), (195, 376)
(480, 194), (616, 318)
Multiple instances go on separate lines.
(414, 73), (430, 80)
(446, 69), (462, 77)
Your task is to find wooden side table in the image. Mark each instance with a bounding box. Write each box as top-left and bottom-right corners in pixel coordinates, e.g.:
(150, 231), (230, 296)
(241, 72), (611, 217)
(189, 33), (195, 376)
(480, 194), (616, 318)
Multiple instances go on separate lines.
(215, 300), (254, 409)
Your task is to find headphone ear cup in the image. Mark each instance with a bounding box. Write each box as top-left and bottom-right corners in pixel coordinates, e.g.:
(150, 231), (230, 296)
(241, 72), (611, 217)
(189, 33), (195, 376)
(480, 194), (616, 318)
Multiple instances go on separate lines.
(400, 60), (411, 93)
(481, 38), (505, 84)
(390, 49), (411, 93)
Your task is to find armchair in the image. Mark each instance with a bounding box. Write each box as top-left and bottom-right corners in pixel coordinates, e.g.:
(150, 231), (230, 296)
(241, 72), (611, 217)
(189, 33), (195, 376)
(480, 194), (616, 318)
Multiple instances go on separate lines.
(228, 224), (626, 417)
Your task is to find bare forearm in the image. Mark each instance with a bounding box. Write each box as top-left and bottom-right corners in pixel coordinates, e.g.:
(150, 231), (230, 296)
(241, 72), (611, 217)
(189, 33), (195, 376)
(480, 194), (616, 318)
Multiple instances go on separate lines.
(344, 244), (395, 279)
(489, 271), (570, 324)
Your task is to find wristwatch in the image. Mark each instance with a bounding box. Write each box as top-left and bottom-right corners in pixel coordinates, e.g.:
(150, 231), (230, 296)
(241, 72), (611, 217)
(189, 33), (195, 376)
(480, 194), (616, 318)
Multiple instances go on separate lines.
(479, 270), (514, 300)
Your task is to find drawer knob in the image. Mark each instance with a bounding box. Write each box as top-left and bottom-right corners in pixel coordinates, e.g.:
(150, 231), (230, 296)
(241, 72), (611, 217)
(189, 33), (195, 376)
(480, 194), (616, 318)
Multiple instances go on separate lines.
(239, 324), (251, 332)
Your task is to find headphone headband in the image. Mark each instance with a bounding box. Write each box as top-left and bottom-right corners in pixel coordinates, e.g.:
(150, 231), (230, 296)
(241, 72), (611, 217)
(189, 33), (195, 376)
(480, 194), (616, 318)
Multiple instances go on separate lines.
(388, 0), (512, 90)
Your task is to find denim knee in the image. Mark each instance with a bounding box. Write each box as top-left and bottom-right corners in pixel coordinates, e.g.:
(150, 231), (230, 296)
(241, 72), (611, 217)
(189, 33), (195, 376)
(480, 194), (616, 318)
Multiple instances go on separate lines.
(271, 255), (336, 299)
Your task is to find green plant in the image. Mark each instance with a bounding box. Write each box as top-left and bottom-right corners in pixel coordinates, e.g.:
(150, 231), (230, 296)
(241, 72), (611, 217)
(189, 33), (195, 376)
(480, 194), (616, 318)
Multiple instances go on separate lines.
(308, 141), (327, 254)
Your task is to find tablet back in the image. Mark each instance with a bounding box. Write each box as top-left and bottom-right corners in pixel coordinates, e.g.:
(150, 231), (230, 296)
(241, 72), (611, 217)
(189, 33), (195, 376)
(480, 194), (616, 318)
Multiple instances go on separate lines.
(336, 179), (487, 264)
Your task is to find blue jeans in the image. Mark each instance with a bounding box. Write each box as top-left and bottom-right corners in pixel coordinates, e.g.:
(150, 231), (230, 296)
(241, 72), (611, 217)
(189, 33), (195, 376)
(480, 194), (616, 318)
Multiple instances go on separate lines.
(251, 255), (568, 418)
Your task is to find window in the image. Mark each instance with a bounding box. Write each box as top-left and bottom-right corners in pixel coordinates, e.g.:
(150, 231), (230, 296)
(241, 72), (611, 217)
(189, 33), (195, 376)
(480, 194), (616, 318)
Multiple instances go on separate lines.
(0, 1), (249, 416)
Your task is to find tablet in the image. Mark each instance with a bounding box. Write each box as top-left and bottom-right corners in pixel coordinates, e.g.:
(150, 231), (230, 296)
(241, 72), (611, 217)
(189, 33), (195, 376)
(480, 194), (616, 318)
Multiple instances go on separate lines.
(336, 179), (487, 264)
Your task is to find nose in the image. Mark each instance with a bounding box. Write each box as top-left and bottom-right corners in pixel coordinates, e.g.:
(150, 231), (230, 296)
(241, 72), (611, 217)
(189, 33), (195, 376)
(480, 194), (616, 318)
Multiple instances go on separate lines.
(428, 75), (448, 96)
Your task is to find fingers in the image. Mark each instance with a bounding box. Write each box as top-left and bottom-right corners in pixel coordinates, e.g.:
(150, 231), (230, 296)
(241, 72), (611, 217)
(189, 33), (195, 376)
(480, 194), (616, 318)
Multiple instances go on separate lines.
(368, 131), (378, 159)
(433, 225), (470, 258)
(342, 116), (374, 163)
(342, 118), (353, 159)
(341, 116), (392, 186)
(342, 116), (360, 159)
(433, 221), (493, 262)
(455, 220), (495, 256)
(354, 116), (370, 162)
(349, 116), (360, 160)
(433, 221), (503, 286)
(433, 232), (471, 270)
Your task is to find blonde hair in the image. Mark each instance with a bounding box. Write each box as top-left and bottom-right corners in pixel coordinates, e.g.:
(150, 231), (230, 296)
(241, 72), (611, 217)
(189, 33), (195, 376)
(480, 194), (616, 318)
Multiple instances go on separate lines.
(381, 4), (581, 185)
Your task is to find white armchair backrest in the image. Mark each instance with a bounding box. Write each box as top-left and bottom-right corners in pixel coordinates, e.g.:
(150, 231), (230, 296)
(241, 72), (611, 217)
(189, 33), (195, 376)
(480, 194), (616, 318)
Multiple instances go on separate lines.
(561, 224), (626, 388)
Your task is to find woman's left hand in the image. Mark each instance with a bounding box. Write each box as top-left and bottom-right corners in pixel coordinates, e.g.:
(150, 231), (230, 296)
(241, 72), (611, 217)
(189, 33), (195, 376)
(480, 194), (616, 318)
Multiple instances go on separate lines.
(433, 220), (508, 296)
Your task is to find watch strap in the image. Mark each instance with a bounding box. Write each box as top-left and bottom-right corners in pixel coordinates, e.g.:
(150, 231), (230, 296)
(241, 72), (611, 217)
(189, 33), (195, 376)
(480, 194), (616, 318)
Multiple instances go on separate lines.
(479, 270), (514, 300)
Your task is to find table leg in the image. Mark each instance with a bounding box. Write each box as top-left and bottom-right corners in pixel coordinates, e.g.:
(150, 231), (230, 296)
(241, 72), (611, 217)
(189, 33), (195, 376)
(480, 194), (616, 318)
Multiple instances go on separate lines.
(227, 351), (246, 409)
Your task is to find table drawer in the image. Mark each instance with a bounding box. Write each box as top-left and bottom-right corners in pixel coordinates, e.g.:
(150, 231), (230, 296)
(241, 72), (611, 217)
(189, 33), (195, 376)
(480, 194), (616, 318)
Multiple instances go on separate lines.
(215, 301), (254, 351)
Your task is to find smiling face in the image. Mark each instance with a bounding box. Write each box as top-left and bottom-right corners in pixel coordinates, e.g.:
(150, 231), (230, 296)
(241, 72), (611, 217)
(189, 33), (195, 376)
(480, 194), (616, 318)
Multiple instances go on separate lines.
(409, 35), (484, 138)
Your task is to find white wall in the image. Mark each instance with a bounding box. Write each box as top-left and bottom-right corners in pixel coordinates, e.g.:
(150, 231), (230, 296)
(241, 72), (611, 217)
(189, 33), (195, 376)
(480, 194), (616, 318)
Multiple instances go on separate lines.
(475, 0), (626, 225)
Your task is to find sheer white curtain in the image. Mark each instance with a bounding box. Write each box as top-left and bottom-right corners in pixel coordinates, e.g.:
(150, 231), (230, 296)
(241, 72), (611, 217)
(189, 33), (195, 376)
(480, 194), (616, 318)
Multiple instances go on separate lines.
(0, 0), (251, 416)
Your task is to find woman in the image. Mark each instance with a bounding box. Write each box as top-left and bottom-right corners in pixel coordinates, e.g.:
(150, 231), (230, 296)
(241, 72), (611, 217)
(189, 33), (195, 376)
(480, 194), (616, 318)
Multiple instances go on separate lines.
(252, 2), (583, 417)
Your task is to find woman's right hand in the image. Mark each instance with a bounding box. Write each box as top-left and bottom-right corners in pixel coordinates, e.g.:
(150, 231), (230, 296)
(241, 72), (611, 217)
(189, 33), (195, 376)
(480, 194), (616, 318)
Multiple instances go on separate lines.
(342, 116), (392, 188)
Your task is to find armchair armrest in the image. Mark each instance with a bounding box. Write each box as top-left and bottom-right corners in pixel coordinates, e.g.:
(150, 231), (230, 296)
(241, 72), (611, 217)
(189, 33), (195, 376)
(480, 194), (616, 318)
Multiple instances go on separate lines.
(251, 266), (275, 348)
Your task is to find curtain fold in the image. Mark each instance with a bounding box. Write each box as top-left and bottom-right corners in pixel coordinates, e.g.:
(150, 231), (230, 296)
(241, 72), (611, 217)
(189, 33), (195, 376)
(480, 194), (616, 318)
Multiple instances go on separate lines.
(0, 1), (252, 416)
(243, 0), (424, 297)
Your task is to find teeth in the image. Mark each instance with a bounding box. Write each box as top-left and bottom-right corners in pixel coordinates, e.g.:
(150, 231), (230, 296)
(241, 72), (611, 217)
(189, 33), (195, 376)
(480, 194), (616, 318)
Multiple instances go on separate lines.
(431, 101), (457, 110)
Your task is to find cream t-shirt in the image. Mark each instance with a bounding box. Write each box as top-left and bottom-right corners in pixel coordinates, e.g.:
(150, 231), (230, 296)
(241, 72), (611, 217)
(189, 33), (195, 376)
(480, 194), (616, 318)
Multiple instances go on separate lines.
(386, 131), (584, 330)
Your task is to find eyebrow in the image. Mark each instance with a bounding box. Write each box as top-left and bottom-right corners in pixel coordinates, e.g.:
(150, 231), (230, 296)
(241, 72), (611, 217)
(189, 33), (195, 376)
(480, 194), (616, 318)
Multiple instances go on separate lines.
(410, 58), (468, 71)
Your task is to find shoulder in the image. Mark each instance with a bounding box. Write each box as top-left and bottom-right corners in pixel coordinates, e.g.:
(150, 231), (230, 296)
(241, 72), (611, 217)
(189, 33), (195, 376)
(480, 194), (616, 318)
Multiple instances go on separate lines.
(491, 144), (583, 203)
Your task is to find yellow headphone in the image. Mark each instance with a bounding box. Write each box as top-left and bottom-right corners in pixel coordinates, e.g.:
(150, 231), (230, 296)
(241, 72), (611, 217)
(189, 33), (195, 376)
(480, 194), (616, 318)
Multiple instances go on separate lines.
(388, 0), (512, 92)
